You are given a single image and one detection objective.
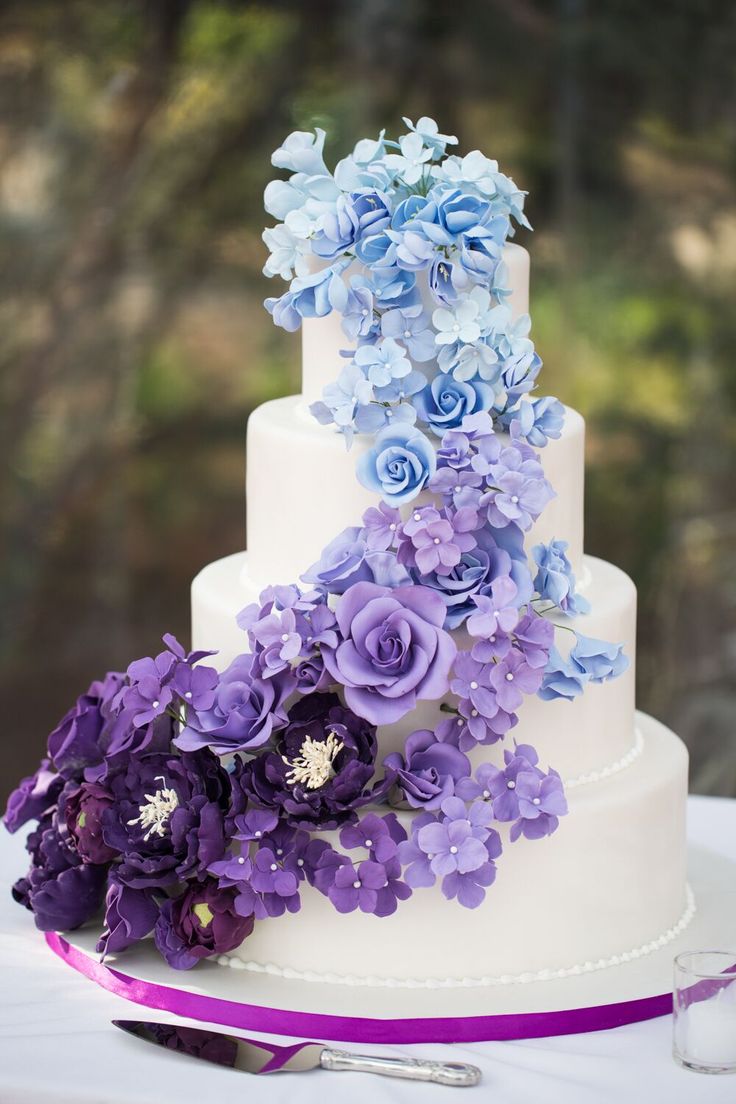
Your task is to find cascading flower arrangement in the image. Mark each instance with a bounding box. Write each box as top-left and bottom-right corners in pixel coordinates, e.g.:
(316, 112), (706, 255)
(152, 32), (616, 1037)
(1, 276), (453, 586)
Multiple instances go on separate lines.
(4, 119), (628, 969)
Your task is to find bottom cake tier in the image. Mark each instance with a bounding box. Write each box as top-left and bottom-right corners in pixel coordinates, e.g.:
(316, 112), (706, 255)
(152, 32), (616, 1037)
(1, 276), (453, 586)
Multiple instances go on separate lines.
(217, 712), (688, 986)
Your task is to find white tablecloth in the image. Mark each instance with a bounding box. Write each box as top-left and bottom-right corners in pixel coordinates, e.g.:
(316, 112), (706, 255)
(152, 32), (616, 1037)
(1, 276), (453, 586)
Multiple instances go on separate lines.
(1, 794), (734, 1104)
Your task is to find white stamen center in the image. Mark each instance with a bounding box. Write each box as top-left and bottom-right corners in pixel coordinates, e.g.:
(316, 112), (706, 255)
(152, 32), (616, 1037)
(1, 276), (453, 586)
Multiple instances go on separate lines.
(127, 776), (179, 842)
(283, 730), (344, 790)
(449, 845), (458, 854)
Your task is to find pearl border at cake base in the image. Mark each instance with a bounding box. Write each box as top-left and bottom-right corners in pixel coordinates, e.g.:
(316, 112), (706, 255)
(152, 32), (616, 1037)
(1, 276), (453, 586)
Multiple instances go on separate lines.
(43, 844), (736, 1045)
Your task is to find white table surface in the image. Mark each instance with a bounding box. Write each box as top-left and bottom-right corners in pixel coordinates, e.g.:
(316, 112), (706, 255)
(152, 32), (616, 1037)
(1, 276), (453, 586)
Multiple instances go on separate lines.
(1, 794), (734, 1104)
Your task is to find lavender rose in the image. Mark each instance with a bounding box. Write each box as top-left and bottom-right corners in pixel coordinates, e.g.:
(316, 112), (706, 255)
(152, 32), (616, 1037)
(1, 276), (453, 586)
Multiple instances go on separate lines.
(175, 652), (292, 755)
(384, 729), (471, 810)
(154, 879), (254, 970)
(322, 582), (456, 724)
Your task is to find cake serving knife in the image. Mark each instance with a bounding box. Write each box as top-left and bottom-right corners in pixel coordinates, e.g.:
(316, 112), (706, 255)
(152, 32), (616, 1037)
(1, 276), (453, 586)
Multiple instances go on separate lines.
(113, 1019), (481, 1086)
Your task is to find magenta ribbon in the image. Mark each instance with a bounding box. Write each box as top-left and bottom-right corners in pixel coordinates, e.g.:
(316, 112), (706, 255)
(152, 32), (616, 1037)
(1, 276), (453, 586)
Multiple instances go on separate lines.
(45, 932), (673, 1045)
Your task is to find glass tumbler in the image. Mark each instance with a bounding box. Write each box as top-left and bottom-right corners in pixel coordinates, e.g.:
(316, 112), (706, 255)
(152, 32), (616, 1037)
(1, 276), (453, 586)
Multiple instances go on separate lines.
(673, 951), (736, 1074)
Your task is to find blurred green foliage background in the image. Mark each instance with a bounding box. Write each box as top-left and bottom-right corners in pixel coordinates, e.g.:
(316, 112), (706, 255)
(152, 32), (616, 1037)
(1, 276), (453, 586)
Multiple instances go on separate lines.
(1, 0), (735, 801)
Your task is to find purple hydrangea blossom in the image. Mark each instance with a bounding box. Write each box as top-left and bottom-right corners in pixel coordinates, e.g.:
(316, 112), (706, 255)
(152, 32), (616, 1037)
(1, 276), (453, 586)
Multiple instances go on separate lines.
(361, 502), (401, 551)
(489, 647), (545, 712)
(466, 575), (519, 639)
(119, 651), (176, 728)
(416, 796), (493, 877)
(509, 768), (568, 842)
(339, 811), (407, 861)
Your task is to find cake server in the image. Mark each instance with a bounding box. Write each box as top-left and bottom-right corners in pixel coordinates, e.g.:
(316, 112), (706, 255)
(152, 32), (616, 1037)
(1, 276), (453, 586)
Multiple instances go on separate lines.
(112, 1019), (481, 1086)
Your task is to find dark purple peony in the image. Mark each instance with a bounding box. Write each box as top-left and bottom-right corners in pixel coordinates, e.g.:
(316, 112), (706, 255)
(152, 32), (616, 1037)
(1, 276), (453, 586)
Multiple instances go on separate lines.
(154, 879), (254, 970)
(175, 652), (292, 755)
(384, 729), (471, 810)
(4, 758), (63, 834)
(96, 877), (159, 957)
(61, 781), (118, 864)
(322, 582), (456, 725)
(101, 749), (229, 889)
(13, 814), (108, 931)
(237, 693), (391, 830)
(47, 671), (126, 781)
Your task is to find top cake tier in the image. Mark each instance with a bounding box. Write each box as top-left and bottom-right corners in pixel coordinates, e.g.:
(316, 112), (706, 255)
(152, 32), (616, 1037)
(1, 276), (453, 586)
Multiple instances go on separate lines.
(301, 242), (530, 407)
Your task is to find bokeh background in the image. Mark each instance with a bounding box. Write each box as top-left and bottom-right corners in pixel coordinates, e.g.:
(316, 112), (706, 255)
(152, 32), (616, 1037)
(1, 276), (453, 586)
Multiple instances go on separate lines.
(1, 0), (735, 804)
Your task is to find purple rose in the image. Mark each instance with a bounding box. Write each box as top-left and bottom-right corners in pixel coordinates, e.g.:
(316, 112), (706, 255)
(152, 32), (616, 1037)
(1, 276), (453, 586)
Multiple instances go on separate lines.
(102, 750), (229, 889)
(384, 729), (470, 810)
(322, 582), (456, 725)
(175, 652), (292, 755)
(61, 782), (118, 864)
(96, 878), (159, 957)
(47, 671), (125, 781)
(238, 693), (389, 830)
(4, 759), (63, 834)
(154, 879), (254, 970)
(302, 527), (373, 595)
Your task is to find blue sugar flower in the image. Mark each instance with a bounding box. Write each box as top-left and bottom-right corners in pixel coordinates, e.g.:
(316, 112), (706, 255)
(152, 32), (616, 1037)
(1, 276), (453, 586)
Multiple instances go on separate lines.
(532, 539), (590, 615)
(353, 338), (411, 388)
(415, 372), (494, 436)
(401, 116), (458, 157)
(513, 396), (565, 447)
(380, 304), (435, 362)
(265, 264), (348, 332)
(570, 634), (629, 682)
(537, 646), (588, 702)
(356, 423), (436, 506)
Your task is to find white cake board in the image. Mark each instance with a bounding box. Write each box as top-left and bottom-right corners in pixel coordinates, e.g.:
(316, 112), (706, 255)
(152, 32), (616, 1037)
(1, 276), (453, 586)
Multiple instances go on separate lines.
(46, 846), (736, 1043)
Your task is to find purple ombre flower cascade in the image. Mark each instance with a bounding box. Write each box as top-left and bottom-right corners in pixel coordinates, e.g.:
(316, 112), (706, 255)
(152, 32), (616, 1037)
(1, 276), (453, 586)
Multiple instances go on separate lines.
(3, 118), (630, 968)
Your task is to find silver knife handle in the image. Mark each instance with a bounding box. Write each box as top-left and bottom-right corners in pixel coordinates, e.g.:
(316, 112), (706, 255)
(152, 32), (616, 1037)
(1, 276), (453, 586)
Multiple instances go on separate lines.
(319, 1047), (481, 1087)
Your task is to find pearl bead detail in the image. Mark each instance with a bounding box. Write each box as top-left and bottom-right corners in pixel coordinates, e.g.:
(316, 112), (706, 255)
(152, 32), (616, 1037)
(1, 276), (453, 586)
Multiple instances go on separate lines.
(506, 672), (514, 681)
(507, 780), (516, 789)
(297, 858), (304, 867)
(365, 839), (373, 848)
(532, 797), (541, 806)
(511, 495), (519, 503)
(281, 633), (289, 642)
(185, 691), (192, 699)
(470, 681), (478, 690)
(449, 846), (458, 854)
(413, 512), (421, 521)
(238, 856), (245, 864)
(270, 863), (278, 871)
(434, 537), (440, 544)
(353, 880), (361, 889)
(152, 700), (160, 709)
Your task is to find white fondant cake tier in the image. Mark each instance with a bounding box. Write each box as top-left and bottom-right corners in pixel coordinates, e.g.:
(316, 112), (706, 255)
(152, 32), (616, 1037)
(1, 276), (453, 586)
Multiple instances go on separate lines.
(192, 552), (633, 776)
(245, 396), (584, 589)
(301, 242), (530, 407)
(224, 712), (688, 985)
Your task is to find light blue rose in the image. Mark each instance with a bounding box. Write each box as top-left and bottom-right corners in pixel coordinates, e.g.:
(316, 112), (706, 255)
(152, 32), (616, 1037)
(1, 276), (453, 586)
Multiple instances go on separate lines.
(415, 372), (494, 437)
(356, 424), (437, 506)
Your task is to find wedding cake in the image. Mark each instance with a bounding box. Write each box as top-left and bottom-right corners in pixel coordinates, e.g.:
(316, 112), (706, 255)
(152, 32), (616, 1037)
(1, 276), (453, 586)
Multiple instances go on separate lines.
(5, 119), (691, 994)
